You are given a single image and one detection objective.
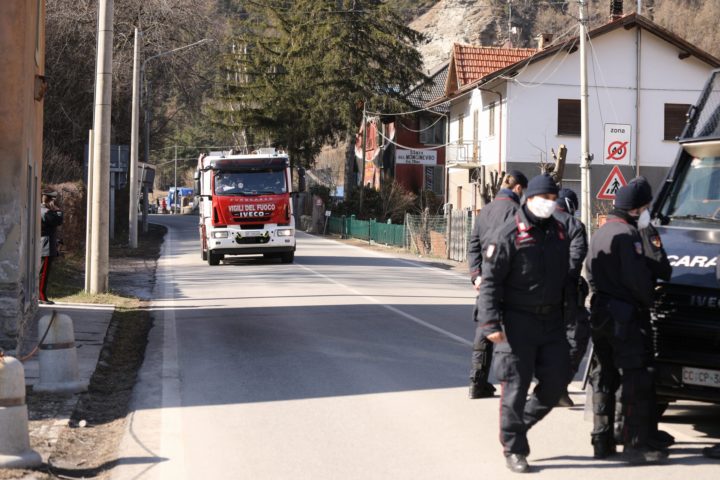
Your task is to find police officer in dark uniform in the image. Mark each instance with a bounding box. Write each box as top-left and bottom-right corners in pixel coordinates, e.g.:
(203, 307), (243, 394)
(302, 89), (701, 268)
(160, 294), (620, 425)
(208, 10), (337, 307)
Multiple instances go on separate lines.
(39, 190), (64, 305)
(552, 188), (589, 407)
(586, 182), (668, 464)
(611, 176), (675, 449)
(476, 174), (570, 473)
(468, 170), (528, 399)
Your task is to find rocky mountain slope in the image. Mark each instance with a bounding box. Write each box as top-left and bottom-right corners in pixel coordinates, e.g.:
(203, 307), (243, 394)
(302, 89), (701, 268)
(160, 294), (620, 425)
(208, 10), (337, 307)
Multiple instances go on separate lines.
(406, 0), (720, 72)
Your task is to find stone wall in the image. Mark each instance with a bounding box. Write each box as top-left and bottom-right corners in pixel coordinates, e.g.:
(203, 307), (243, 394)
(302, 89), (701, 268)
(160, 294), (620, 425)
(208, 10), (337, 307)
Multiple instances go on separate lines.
(0, 0), (46, 348)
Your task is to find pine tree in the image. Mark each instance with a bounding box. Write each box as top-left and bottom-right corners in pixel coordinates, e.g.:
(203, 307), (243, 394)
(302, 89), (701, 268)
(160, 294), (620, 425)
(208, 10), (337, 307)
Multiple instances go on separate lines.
(213, 0), (427, 188)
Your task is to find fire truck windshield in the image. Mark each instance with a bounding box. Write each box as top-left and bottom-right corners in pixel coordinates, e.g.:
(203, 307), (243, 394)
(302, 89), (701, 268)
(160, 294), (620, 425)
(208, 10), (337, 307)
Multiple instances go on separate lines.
(661, 156), (720, 221)
(214, 169), (287, 196)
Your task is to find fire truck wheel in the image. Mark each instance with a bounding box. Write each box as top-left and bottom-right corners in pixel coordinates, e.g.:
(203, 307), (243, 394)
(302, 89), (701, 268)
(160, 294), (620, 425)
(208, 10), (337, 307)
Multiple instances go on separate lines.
(207, 251), (221, 266)
(280, 251), (294, 264)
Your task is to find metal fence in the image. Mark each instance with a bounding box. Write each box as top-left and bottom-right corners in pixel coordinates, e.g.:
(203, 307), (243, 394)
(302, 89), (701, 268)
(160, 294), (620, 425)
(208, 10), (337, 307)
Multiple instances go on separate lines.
(327, 215), (405, 247)
(326, 211), (473, 261)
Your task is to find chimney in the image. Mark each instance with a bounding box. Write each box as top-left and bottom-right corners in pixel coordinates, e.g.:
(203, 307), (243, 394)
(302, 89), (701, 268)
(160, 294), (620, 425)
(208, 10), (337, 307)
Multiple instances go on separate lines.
(536, 33), (553, 50)
(610, 0), (623, 20)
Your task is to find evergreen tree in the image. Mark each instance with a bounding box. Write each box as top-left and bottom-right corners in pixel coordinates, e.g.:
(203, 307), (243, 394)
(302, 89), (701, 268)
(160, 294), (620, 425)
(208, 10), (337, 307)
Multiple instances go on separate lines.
(213, 0), (427, 187)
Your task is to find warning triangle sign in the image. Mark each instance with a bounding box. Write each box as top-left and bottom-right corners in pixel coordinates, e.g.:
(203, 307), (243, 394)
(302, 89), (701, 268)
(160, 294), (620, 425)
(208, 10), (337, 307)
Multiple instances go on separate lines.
(597, 165), (628, 200)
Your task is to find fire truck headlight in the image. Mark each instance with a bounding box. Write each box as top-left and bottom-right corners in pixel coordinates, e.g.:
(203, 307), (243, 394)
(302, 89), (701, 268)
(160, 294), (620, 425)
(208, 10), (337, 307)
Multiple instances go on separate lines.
(276, 228), (294, 237)
(212, 231), (229, 238)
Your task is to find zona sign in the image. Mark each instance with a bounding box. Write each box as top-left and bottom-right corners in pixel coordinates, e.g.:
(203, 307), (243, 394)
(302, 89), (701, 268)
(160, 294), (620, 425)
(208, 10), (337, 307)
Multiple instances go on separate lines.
(597, 165), (628, 200)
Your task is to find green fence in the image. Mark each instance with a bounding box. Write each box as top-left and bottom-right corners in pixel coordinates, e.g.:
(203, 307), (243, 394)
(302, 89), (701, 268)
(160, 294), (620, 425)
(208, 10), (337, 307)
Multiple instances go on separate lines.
(327, 215), (405, 247)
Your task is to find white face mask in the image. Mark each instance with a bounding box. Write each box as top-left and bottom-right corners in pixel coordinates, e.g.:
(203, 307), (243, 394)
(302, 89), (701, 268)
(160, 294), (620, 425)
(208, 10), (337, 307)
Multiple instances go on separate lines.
(637, 209), (651, 229)
(527, 196), (557, 219)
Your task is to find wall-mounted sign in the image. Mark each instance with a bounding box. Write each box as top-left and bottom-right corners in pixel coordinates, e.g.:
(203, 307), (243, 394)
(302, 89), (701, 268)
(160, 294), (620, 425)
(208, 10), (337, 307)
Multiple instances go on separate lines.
(396, 149), (437, 166)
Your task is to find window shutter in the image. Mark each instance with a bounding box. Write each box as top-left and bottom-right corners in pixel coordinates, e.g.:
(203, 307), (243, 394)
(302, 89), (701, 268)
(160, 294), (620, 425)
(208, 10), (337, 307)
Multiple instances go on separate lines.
(557, 99), (580, 136)
(664, 104), (690, 141)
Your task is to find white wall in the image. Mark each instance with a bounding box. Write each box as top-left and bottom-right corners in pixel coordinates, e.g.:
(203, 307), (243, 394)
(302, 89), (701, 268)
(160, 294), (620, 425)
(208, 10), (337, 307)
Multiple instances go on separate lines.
(506, 26), (713, 172)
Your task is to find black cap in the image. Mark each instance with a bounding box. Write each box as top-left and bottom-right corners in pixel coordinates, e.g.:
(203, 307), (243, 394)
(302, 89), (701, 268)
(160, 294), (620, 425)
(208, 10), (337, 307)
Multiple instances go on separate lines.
(614, 181), (652, 210)
(506, 169), (528, 189)
(628, 176), (653, 205)
(556, 188), (579, 212)
(525, 174), (559, 198)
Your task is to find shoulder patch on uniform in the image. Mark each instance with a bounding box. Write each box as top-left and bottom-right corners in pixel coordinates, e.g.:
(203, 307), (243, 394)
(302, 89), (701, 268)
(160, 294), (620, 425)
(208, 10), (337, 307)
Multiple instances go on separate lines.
(634, 241), (643, 255)
(486, 244), (496, 259)
(650, 235), (662, 248)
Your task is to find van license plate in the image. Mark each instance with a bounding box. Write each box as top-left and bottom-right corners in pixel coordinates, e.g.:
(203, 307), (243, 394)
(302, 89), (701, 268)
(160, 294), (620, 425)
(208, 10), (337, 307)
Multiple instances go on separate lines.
(682, 367), (720, 388)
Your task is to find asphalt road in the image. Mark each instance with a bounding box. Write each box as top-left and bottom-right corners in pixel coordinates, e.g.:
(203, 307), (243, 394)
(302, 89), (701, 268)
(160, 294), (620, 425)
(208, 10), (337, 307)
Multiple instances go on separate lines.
(113, 214), (720, 480)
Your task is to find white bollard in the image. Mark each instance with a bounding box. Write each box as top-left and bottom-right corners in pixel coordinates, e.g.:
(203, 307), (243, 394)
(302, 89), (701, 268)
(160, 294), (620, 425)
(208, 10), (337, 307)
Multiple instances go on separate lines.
(34, 312), (87, 394)
(0, 355), (42, 468)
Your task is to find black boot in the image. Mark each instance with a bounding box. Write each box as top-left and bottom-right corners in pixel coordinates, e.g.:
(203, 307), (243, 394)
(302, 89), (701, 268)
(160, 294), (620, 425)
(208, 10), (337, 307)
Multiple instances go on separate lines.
(592, 436), (617, 459)
(505, 454), (529, 473)
(621, 446), (669, 465)
(469, 380), (496, 399)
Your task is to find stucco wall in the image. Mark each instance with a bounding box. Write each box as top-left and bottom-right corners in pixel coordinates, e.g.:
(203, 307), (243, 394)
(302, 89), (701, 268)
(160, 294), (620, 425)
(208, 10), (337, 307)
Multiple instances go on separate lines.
(0, 0), (45, 343)
(445, 22), (715, 214)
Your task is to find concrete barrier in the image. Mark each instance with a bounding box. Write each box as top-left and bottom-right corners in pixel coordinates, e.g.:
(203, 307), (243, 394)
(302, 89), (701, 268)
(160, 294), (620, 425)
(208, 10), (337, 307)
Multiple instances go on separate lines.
(34, 312), (87, 394)
(0, 355), (42, 468)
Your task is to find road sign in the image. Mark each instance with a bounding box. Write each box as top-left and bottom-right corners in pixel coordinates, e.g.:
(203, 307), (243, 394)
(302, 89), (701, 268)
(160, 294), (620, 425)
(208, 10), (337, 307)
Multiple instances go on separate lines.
(603, 123), (631, 165)
(597, 165), (628, 200)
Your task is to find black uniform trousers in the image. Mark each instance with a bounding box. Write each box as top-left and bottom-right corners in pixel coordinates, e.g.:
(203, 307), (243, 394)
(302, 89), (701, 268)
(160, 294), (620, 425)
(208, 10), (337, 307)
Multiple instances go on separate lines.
(566, 306), (591, 382)
(471, 303), (494, 382)
(493, 308), (569, 456)
(589, 295), (656, 448)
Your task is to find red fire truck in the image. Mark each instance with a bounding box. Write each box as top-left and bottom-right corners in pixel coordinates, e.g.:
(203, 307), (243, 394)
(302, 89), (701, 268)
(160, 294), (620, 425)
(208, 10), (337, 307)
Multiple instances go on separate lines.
(195, 149), (296, 265)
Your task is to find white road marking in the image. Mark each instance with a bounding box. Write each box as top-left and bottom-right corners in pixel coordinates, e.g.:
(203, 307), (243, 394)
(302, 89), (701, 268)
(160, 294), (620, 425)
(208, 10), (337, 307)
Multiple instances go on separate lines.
(295, 262), (473, 347)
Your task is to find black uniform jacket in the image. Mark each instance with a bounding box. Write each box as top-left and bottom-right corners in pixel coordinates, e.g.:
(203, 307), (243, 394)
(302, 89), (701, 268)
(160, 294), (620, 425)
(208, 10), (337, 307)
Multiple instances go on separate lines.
(639, 223), (672, 282)
(586, 210), (654, 309)
(467, 189), (521, 283)
(553, 209), (588, 284)
(41, 205), (64, 257)
(476, 205), (571, 337)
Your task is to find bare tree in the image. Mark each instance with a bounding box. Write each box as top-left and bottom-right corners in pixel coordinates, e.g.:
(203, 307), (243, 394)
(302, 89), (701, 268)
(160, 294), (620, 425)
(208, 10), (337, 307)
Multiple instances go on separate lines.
(43, 0), (225, 182)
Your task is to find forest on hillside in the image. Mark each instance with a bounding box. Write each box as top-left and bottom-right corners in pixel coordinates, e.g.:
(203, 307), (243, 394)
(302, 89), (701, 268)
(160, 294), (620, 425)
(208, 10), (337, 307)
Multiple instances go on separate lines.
(42, 0), (720, 185)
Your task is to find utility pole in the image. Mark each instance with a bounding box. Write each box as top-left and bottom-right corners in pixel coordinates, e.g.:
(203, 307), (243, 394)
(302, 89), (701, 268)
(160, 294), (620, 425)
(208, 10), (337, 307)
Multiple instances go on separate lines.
(174, 144), (178, 214)
(89, 0), (114, 294)
(84, 130), (94, 292)
(579, 0), (592, 243)
(129, 27), (140, 248)
(359, 111), (367, 214)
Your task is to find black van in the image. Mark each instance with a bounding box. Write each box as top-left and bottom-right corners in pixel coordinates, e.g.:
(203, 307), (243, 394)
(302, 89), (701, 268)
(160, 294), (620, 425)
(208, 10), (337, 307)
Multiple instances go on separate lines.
(651, 69), (720, 404)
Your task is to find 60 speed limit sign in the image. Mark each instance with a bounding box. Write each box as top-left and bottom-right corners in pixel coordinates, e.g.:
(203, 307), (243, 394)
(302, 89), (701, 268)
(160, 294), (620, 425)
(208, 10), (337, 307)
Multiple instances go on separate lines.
(603, 124), (632, 165)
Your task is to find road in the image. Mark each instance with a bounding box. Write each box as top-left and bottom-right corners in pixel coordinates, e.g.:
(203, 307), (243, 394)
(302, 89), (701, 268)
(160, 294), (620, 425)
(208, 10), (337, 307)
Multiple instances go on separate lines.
(114, 214), (720, 480)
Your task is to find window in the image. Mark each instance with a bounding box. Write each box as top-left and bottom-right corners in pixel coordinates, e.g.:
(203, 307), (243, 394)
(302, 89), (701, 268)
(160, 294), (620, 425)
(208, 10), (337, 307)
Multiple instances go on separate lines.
(664, 103), (691, 141)
(488, 102), (496, 137)
(418, 116), (446, 145)
(557, 99), (580, 136)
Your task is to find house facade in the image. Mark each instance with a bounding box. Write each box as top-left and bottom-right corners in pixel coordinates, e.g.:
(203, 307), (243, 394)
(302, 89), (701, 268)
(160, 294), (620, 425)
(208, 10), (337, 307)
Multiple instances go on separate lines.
(354, 64), (449, 198)
(0, 0), (46, 343)
(436, 14), (720, 215)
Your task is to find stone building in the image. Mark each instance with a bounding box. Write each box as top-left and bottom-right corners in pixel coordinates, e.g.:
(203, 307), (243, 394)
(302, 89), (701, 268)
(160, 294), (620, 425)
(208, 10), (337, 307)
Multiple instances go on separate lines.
(0, 0), (46, 346)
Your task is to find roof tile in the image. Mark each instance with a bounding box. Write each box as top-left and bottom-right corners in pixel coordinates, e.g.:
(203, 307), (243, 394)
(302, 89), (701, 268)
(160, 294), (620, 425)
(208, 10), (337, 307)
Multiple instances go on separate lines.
(452, 44), (537, 87)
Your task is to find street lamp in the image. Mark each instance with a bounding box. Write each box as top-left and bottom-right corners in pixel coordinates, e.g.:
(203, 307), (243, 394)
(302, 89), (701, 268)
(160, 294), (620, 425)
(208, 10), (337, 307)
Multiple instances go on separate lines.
(139, 38), (213, 217)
